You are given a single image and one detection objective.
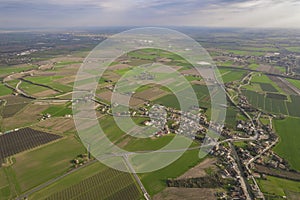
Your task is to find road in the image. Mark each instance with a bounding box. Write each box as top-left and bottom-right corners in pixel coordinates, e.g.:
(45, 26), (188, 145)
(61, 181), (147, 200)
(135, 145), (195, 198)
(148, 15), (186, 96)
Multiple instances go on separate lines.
(123, 155), (151, 200)
(229, 142), (252, 200)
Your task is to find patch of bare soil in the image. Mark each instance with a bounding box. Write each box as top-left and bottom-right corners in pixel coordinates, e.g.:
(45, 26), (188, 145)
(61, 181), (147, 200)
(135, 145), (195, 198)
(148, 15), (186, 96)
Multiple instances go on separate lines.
(153, 187), (217, 200)
(35, 117), (75, 134)
(108, 64), (131, 70)
(33, 89), (58, 98)
(133, 88), (168, 101)
(177, 158), (217, 179)
(3, 104), (49, 130)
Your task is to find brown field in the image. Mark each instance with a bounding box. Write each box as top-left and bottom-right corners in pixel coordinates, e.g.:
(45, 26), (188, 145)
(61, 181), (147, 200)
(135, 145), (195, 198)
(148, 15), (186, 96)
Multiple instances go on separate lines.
(149, 66), (182, 73)
(57, 64), (81, 76)
(128, 59), (153, 66)
(153, 187), (217, 200)
(257, 65), (272, 72)
(191, 80), (206, 85)
(97, 90), (145, 107)
(33, 89), (59, 98)
(177, 158), (217, 179)
(1, 95), (32, 118)
(3, 104), (49, 131)
(108, 64), (131, 70)
(133, 88), (168, 101)
(257, 65), (282, 74)
(102, 71), (121, 82)
(55, 76), (75, 85)
(34, 117), (76, 134)
(180, 68), (199, 76)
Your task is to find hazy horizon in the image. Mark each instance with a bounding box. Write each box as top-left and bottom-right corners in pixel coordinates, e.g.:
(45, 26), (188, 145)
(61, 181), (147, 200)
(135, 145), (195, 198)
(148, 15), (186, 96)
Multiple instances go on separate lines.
(1, 0), (300, 29)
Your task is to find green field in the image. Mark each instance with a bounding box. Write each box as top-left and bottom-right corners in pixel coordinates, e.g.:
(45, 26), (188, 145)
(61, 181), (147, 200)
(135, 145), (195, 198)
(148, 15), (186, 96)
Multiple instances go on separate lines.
(248, 63), (259, 70)
(28, 162), (106, 200)
(0, 84), (12, 96)
(286, 78), (300, 90)
(242, 90), (291, 116)
(41, 166), (142, 200)
(221, 69), (246, 83)
(273, 117), (300, 171)
(99, 116), (198, 152)
(20, 81), (49, 94)
(0, 65), (37, 78)
(42, 104), (72, 117)
(154, 84), (210, 110)
(25, 76), (72, 93)
(251, 74), (284, 94)
(4, 137), (85, 196)
(54, 61), (82, 68)
(140, 149), (204, 195)
(227, 50), (266, 56)
(285, 47), (300, 53)
(257, 175), (300, 199)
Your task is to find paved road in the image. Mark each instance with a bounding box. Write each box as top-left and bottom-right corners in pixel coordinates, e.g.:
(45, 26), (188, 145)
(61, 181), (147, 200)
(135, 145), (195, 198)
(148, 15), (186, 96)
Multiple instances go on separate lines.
(229, 142), (252, 200)
(123, 155), (151, 200)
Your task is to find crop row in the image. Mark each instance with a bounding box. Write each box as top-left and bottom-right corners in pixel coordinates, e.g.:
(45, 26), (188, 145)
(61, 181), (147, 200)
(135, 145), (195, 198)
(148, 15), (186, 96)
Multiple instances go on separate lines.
(45, 168), (141, 200)
(0, 128), (62, 165)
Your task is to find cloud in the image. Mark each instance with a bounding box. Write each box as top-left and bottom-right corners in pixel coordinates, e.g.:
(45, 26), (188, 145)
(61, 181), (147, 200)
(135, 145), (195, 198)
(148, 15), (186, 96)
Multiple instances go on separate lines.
(0, 0), (299, 28)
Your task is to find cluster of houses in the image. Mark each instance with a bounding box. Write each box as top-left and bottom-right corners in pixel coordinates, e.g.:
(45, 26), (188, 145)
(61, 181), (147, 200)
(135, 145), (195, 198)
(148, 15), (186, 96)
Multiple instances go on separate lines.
(212, 144), (248, 200)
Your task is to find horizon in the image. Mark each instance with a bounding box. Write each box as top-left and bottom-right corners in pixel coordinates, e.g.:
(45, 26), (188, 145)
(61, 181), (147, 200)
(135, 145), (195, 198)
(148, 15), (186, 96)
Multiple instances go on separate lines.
(1, 0), (300, 29)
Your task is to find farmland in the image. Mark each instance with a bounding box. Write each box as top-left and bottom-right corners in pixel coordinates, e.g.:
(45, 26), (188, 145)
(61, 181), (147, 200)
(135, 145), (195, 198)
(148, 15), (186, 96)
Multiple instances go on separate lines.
(25, 76), (73, 93)
(286, 78), (300, 90)
(42, 104), (72, 117)
(242, 89), (300, 117)
(0, 84), (12, 96)
(0, 128), (62, 166)
(219, 68), (246, 83)
(0, 95), (32, 118)
(273, 117), (300, 171)
(140, 149), (204, 195)
(257, 175), (300, 199)
(44, 167), (142, 200)
(5, 136), (85, 197)
(154, 84), (211, 110)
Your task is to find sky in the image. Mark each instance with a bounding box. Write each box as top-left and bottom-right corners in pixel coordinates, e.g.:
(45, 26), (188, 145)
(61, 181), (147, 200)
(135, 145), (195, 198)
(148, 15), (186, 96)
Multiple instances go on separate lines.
(1, 0), (300, 29)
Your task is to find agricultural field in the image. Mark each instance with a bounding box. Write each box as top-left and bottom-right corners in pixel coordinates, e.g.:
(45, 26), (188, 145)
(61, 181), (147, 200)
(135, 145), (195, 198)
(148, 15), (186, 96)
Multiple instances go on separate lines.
(286, 78), (300, 90)
(242, 90), (292, 116)
(220, 69), (246, 83)
(257, 175), (300, 199)
(140, 149), (204, 195)
(0, 83), (12, 96)
(6, 136), (85, 196)
(0, 95), (32, 119)
(154, 84), (211, 110)
(251, 74), (284, 94)
(2, 103), (49, 131)
(28, 162), (106, 199)
(273, 117), (300, 171)
(44, 167), (142, 200)
(0, 128), (62, 166)
(0, 65), (37, 78)
(227, 50), (266, 56)
(259, 83), (278, 93)
(19, 81), (51, 95)
(42, 103), (72, 117)
(25, 76), (73, 93)
(99, 116), (186, 152)
(248, 63), (260, 70)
